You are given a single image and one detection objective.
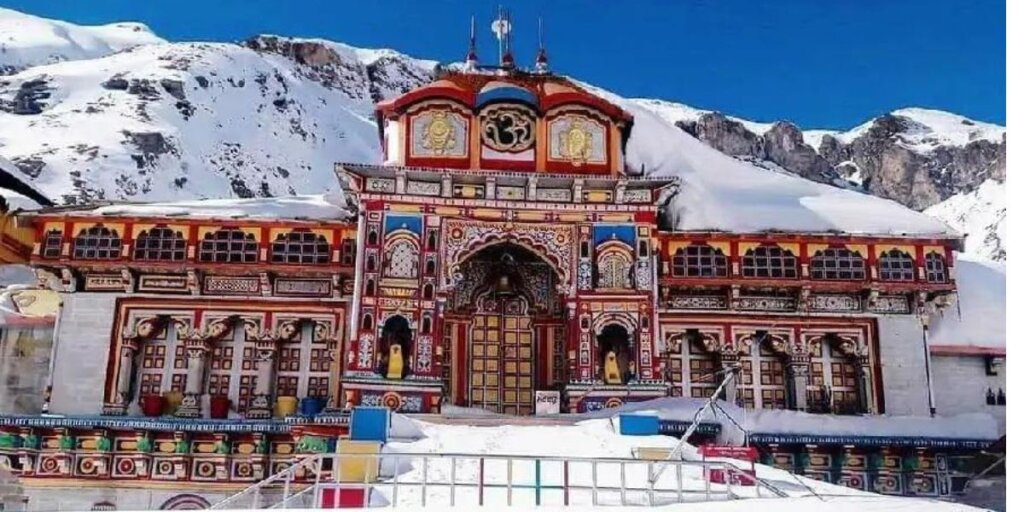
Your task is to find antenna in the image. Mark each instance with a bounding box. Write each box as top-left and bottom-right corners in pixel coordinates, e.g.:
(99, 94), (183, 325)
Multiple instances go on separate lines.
(492, 6), (514, 70)
(535, 17), (549, 73)
(466, 15), (478, 70)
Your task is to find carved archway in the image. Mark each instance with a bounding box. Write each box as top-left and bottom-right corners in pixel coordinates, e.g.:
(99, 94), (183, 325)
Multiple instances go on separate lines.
(442, 220), (574, 293)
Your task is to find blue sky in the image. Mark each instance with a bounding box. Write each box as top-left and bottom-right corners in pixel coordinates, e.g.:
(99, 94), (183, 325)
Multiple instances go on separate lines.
(7, 0), (1005, 128)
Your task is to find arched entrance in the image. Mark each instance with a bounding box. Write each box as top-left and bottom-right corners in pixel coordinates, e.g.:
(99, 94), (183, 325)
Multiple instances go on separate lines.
(446, 243), (562, 415)
(377, 315), (412, 380)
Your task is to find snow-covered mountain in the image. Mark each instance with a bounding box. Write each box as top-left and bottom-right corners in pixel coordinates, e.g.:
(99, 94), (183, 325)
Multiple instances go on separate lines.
(0, 7), (1004, 257)
(0, 7), (165, 74)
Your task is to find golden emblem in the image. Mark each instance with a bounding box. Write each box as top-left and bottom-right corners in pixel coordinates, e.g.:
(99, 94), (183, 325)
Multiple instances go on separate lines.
(558, 117), (593, 166)
(421, 111), (456, 155)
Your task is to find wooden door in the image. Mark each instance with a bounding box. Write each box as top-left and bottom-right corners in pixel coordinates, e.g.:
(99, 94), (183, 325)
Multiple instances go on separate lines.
(468, 295), (534, 415)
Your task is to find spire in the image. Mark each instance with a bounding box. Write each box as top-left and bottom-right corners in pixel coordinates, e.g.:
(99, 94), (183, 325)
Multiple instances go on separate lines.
(535, 17), (549, 73)
(493, 7), (515, 70)
(465, 15), (478, 71)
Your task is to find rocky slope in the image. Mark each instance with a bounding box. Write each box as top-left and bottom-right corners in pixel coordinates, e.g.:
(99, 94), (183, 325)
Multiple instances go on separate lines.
(0, 7), (1004, 259)
(638, 100), (1006, 260)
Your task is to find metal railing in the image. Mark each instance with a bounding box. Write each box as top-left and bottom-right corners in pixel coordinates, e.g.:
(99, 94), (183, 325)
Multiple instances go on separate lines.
(211, 451), (787, 509)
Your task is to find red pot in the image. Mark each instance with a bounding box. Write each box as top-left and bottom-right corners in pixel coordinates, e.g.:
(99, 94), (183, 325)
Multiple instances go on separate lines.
(210, 396), (231, 419)
(141, 395), (164, 417)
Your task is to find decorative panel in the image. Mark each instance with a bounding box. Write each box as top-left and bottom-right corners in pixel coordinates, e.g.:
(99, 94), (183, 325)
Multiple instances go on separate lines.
(547, 114), (608, 166)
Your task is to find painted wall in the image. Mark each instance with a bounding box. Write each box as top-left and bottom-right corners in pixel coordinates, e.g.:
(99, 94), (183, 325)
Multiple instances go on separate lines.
(48, 293), (118, 415)
(932, 354), (1006, 435)
(875, 315), (932, 416)
(23, 487), (227, 511)
(0, 325), (53, 414)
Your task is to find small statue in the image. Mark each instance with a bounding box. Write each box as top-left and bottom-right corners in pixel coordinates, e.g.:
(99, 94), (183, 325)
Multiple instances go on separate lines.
(386, 343), (404, 380)
(604, 351), (622, 385)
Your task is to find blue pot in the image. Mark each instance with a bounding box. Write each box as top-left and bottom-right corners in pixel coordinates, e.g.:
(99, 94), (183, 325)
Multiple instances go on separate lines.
(300, 397), (325, 416)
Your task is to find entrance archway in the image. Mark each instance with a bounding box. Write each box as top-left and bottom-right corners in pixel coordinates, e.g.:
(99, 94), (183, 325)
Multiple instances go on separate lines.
(597, 324), (633, 384)
(447, 243), (562, 415)
(378, 315), (412, 379)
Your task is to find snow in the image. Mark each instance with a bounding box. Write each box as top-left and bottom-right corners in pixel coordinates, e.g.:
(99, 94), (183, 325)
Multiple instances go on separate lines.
(0, 156), (48, 210)
(929, 252), (1005, 350)
(633, 98), (777, 135)
(368, 415), (987, 510)
(802, 130), (838, 151)
(48, 193), (351, 221)
(0, 7), (164, 71)
(833, 108), (1004, 152)
(925, 180), (1005, 261)
(603, 91), (959, 236)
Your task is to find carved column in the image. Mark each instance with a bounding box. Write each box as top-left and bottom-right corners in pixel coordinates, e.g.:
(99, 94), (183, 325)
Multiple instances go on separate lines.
(720, 353), (740, 405)
(111, 337), (141, 414)
(176, 336), (210, 418)
(787, 354), (810, 411)
(857, 355), (874, 414)
(246, 340), (278, 419)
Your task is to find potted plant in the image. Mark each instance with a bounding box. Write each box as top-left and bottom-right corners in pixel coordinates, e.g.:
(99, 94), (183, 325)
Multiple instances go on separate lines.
(141, 395), (164, 417)
(209, 395), (231, 419)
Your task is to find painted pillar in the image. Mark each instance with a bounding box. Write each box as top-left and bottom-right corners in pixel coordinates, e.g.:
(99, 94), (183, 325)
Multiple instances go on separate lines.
(176, 338), (210, 418)
(112, 338), (141, 414)
(787, 355), (810, 411)
(246, 340), (278, 419)
(857, 355), (875, 414)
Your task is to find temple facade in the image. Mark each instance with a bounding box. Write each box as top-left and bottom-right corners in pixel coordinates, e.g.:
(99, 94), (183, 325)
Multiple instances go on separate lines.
(0, 45), (999, 507)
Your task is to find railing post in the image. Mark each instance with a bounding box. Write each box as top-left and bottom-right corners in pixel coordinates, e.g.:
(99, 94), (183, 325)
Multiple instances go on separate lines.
(364, 453), (373, 509)
(591, 461), (598, 506)
(563, 460), (570, 506)
(506, 458), (513, 506)
(675, 461), (683, 503)
(392, 452), (400, 508)
(535, 458), (542, 506)
(478, 457), (485, 506)
(619, 461), (626, 505)
(646, 461), (654, 505)
(450, 457), (457, 506)
(421, 456), (428, 507)
(704, 462), (711, 501)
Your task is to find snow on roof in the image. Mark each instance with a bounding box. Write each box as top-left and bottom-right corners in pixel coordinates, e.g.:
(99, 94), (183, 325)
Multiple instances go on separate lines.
(929, 252), (1005, 350)
(42, 193), (352, 222)
(579, 397), (998, 443)
(609, 94), (960, 236)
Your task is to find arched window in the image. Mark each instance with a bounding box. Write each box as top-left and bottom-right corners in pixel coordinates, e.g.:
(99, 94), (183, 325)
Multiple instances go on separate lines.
(810, 247), (866, 280)
(421, 315), (432, 334)
(365, 278), (375, 296)
(72, 225), (122, 260)
(427, 231), (437, 251)
(361, 313), (373, 331)
(596, 249), (632, 288)
(367, 229), (379, 246)
(341, 238), (357, 265)
(134, 226), (186, 261)
(423, 283), (434, 300)
(425, 259), (436, 276)
(672, 244), (727, 277)
(198, 228), (258, 263)
(366, 255), (377, 272)
(742, 245), (797, 278)
(384, 239), (419, 278)
(41, 229), (62, 259)
(878, 249), (915, 281)
(924, 252), (948, 283)
(270, 230), (329, 264)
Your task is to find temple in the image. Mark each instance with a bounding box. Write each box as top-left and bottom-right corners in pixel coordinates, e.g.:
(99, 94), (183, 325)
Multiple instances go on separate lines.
(0, 17), (1004, 508)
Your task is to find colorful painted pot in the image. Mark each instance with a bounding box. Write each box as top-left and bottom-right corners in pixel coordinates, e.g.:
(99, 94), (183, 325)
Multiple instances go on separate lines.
(162, 390), (183, 415)
(210, 395), (231, 419)
(300, 396), (325, 416)
(141, 395), (164, 417)
(275, 396), (298, 417)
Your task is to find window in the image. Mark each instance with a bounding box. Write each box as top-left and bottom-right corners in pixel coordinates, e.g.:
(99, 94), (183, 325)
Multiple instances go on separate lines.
(134, 226), (186, 261)
(596, 249), (632, 288)
(383, 239), (419, 278)
(198, 228), (258, 263)
(736, 335), (787, 410)
(423, 283), (434, 300)
(810, 247), (866, 280)
(72, 226), (122, 260)
(270, 230), (329, 264)
(741, 245), (797, 278)
(807, 335), (862, 415)
(878, 249), (915, 281)
(672, 244), (727, 277)
(341, 239), (357, 266)
(41, 229), (62, 259)
(427, 231), (438, 251)
(136, 321), (188, 401)
(275, 322), (332, 400)
(924, 252), (948, 283)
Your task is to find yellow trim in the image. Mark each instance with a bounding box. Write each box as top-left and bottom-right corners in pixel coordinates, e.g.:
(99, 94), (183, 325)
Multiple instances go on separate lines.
(388, 204), (422, 213)
(132, 223), (188, 238)
(43, 221), (64, 233)
(610, 125), (622, 175)
(847, 244), (868, 256)
(435, 207), (460, 216)
(473, 209), (503, 219)
(923, 245), (945, 256)
(470, 115), (481, 169)
(537, 114), (548, 171)
(806, 243), (829, 255)
(666, 240), (692, 254)
(268, 227), (333, 240)
(707, 241), (731, 256)
(197, 225), (261, 240)
(739, 241), (797, 255)
(517, 211), (546, 221)
(874, 244), (916, 258)
(598, 214), (632, 222)
(72, 221), (125, 235)
(557, 213), (586, 222)
(585, 191), (611, 203)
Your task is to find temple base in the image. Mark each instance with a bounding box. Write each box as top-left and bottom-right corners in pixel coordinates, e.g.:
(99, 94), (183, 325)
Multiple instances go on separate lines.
(340, 377), (443, 413)
(564, 383), (669, 413)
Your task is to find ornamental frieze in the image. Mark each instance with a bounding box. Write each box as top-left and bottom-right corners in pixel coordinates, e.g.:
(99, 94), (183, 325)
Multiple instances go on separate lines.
(734, 295), (797, 312)
(809, 294), (862, 313)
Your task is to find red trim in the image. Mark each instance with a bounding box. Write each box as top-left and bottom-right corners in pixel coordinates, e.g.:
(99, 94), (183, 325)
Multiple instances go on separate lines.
(930, 345), (1005, 357)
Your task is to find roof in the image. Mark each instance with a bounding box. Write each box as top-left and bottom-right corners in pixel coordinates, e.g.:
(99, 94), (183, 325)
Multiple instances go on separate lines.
(928, 252), (1005, 351)
(377, 69), (632, 123)
(25, 193), (352, 223)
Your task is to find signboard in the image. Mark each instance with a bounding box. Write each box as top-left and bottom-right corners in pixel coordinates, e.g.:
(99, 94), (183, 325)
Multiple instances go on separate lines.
(535, 391), (560, 415)
(698, 444), (758, 486)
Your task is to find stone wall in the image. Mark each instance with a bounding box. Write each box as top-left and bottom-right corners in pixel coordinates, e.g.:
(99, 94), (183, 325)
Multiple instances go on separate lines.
(0, 325), (53, 414)
(932, 354), (1006, 435)
(876, 315), (932, 415)
(48, 293), (119, 415)
(23, 486), (230, 511)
